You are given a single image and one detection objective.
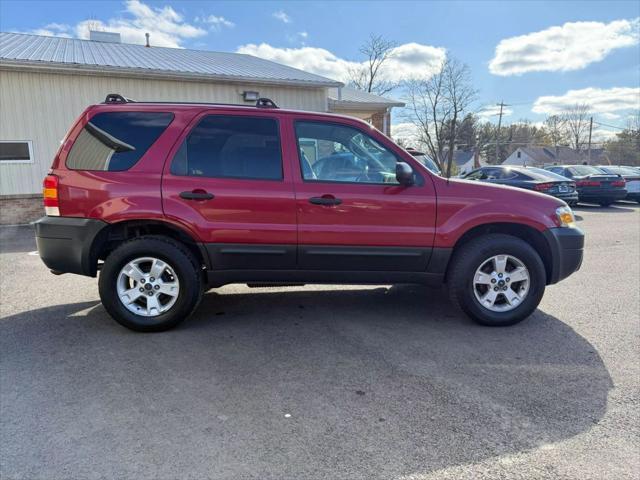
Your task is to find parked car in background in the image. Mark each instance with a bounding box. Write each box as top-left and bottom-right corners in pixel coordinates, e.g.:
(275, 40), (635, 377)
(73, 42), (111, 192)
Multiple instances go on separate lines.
(544, 165), (627, 206)
(595, 166), (640, 203)
(35, 94), (584, 332)
(405, 148), (442, 175)
(462, 166), (579, 205)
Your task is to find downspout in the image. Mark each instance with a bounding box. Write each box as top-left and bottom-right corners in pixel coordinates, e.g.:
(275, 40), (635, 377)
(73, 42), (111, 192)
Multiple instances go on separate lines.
(383, 108), (389, 135)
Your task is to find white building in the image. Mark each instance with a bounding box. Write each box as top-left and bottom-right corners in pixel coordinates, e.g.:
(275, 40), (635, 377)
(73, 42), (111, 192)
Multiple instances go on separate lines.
(0, 32), (403, 224)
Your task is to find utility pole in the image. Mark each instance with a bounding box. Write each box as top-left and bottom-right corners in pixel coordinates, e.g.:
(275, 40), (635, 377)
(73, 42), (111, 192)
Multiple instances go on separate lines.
(495, 101), (509, 163)
(587, 116), (593, 164)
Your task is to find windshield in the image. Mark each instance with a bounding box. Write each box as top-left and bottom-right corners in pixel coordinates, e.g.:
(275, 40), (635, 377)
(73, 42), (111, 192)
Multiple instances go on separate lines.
(568, 165), (603, 176)
(413, 154), (442, 175)
(599, 166), (638, 176)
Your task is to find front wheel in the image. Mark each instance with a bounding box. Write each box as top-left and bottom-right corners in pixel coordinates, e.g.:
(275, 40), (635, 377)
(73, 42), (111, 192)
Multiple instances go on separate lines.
(447, 234), (546, 326)
(98, 236), (203, 332)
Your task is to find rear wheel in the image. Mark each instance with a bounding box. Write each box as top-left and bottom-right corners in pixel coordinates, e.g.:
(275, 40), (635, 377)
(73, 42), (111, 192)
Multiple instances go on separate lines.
(447, 234), (546, 326)
(99, 236), (202, 332)
(599, 200), (613, 207)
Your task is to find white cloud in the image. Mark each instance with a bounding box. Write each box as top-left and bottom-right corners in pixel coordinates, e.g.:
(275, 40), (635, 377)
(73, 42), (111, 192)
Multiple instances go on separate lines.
(236, 42), (446, 83)
(477, 105), (513, 119)
(197, 15), (235, 30)
(390, 122), (423, 146)
(532, 87), (640, 115)
(27, 0), (207, 48)
(591, 128), (619, 142)
(298, 31), (308, 39)
(27, 22), (72, 38)
(272, 11), (291, 24)
(489, 18), (640, 76)
(599, 112), (621, 120)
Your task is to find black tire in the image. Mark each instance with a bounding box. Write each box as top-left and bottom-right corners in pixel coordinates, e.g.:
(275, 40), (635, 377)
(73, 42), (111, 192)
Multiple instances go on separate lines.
(447, 234), (546, 327)
(599, 201), (613, 207)
(98, 236), (203, 332)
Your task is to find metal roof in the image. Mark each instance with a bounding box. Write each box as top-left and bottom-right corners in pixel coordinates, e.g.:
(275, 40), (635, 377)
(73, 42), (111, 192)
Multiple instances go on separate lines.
(0, 32), (343, 88)
(328, 87), (404, 109)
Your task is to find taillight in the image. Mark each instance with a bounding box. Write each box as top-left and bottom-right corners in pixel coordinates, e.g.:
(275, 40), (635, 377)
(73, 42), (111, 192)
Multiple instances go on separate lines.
(534, 183), (553, 191)
(42, 174), (60, 216)
(612, 179), (626, 187)
(576, 180), (601, 187)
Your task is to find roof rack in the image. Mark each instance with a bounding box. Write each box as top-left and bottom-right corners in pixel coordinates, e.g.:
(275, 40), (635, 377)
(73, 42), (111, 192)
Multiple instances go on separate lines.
(102, 94), (279, 109)
(104, 93), (136, 104)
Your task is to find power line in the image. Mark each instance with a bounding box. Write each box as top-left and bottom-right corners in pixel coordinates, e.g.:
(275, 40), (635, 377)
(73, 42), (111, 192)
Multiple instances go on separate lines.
(592, 120), (628, 130)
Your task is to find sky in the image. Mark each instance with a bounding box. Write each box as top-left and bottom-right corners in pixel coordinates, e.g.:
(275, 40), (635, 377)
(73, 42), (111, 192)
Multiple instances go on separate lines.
(1, 0), (639, 142)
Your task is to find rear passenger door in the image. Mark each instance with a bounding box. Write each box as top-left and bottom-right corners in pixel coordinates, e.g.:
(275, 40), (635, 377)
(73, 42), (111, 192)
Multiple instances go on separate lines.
(162, 111), (297, 269)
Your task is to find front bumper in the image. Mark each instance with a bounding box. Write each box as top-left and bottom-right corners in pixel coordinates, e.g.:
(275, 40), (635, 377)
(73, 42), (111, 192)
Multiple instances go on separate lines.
(35, 216), (108, 277)
(543, 227), (584, 285)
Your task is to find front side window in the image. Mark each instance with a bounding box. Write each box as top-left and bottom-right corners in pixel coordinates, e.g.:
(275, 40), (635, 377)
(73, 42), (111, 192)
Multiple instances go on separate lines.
(170, 115), (282, 180)
(464, 169), (485, 180)
(66, 112), (173, 171)
(295, 121), (400, 184)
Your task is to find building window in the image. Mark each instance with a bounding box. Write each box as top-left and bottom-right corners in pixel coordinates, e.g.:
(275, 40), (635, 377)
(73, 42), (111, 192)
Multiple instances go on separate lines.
(0, 141), (33, 164)
(517, 151), (521, 158)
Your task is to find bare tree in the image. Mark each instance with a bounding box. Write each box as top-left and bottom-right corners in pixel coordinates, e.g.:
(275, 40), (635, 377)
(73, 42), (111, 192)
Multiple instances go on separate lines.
(563, 104), (591, 150)
(544, 115), (568, 147)
(348, 34), (398, 96)
(403, 56), (477, 174)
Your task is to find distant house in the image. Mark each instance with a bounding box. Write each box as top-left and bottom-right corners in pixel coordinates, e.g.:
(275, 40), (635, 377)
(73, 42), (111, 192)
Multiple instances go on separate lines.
(503, 146), (608, 166)
(453, 150), (480, 175)
(411, 149), (481, 175)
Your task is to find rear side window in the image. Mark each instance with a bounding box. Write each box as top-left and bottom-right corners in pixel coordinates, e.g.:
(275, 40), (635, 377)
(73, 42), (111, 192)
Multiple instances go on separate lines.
(66, 112), (173, 171)
(170, 115), (282, 181)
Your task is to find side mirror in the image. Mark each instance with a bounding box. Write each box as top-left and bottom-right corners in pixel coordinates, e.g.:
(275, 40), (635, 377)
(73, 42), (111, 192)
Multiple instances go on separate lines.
(396, 162), (414, 186)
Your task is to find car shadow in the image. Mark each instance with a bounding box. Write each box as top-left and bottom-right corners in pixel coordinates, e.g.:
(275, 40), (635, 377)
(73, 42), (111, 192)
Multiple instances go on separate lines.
(0, 224), (36, 253)
(573, 203), (638, 213)
(0, 286), (613, 479)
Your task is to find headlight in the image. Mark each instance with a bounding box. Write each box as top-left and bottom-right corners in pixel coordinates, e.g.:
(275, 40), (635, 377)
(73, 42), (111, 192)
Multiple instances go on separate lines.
(555, 206), (576, 227)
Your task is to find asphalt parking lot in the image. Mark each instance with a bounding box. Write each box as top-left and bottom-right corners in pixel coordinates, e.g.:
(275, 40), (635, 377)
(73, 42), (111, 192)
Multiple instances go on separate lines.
(1, 203), (638, 480)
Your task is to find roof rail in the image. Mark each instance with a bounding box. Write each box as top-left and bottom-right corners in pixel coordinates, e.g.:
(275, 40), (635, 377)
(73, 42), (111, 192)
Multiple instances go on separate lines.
(104, 94), (135, 104)
(256, 98), (278, 109)
(101, 94), (278, 108)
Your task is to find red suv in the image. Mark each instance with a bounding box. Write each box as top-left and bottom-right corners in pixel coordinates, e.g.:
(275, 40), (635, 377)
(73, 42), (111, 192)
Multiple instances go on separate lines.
(35, 95), (584, 332)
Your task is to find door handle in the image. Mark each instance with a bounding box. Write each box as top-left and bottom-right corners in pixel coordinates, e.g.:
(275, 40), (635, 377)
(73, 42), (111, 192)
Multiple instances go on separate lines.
(309, 196), (342, 206)
(180, 190), (215, 200)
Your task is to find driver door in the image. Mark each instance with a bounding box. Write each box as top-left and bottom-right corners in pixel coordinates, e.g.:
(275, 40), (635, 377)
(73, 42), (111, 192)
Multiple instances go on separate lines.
(287, 117), (436, 271)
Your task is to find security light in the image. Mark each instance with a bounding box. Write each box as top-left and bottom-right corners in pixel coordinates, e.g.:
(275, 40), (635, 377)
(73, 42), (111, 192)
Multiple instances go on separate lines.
(243, 91), (260, 102)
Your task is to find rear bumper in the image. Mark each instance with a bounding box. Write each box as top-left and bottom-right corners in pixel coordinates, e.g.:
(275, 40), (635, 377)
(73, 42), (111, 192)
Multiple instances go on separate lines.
(543, 227), (584, 285)
(34, 216), (108, 277)
(578, 189), (627, 202)
(552, 192), (579, 203)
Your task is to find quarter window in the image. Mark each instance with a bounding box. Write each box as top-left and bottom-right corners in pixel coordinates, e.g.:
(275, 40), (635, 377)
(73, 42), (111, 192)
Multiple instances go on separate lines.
(0, 141), (33, 164)
(295, 121), (401, 184)
(170, 115), (282, 181)
(66, 112), (173, 171)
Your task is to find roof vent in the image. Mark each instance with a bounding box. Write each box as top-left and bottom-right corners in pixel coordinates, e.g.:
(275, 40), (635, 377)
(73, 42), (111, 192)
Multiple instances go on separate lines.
(145, 33), (150, 48)
(89, 30), (121, 43)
